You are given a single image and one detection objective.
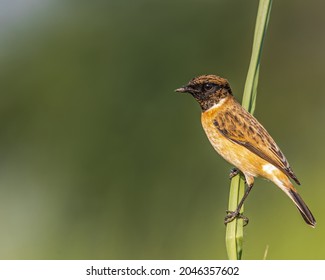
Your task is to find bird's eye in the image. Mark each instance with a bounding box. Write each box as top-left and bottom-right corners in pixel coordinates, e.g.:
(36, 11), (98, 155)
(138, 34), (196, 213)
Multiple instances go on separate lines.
(203, 83), (214, 91)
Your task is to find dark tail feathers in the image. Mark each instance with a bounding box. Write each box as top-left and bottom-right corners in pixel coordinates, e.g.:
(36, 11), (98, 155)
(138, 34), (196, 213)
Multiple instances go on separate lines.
(289, 189), (316, 228)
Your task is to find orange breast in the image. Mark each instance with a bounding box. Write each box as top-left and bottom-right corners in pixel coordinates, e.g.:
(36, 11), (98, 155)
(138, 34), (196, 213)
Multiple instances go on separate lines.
(201, 106), (273, 180)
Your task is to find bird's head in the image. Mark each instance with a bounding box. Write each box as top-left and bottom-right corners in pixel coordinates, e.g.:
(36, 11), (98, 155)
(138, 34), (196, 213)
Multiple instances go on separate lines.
(175, 74), (233, 111)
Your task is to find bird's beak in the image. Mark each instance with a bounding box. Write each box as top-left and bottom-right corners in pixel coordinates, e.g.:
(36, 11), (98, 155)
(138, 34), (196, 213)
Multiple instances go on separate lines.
(175, 86), (190, 93)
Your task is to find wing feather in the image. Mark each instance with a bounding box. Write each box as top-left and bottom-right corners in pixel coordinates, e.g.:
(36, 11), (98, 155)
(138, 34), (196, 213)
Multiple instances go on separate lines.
(213, 104), (300, 185)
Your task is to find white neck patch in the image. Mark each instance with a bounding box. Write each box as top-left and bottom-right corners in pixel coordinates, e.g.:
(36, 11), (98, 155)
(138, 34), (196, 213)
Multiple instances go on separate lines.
(205, 97), (226, 112)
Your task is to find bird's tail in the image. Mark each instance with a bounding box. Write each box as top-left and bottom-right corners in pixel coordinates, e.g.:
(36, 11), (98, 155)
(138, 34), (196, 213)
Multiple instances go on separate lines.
(287, 189), (316, 228)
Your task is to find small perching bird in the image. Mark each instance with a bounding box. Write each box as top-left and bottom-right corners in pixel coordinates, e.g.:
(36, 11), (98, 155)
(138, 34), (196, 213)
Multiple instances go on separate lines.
(176, 74), (316, 227)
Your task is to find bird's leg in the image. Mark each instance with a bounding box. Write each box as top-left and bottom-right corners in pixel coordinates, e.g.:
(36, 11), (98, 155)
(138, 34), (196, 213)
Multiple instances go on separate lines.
(229, 167), (240, 179)
(224, 183), (254, 226)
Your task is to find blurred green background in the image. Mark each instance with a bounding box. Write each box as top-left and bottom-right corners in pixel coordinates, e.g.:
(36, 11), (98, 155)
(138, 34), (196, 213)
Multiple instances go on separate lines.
(0, 0), (324, 259)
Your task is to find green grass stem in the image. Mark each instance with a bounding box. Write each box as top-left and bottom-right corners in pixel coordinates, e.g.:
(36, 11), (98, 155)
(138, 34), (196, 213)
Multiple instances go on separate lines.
(225, 0), (273, 260)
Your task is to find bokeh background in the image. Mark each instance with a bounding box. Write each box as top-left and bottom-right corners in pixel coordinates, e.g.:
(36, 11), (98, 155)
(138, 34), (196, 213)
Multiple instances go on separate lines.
(0, 0), (324, 259)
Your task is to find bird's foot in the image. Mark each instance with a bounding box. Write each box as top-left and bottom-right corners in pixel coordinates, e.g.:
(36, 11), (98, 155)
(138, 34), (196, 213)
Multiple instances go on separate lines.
(224, 210), (249, 226)
(229, 168), (240, 179)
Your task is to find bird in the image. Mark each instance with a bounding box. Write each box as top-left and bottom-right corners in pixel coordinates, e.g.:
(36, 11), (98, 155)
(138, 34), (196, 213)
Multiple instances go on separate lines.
(175, 74), (316, 227)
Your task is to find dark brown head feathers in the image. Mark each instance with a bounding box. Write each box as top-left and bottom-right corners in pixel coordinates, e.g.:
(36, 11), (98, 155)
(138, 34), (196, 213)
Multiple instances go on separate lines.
(188, 74), (230, 88)
(175, 74), (233, 111)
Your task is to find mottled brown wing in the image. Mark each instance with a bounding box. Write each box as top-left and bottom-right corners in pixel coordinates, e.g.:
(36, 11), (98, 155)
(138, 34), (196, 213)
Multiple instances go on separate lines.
(213, 104), (300, 185)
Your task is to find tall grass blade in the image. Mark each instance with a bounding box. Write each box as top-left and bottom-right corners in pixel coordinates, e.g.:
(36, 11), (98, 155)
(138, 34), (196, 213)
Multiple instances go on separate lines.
(225, 0), (273, 260)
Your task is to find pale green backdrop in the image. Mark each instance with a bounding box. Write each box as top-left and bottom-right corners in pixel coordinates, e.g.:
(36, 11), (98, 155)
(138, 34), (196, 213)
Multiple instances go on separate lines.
(0, 0), (324, 259)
